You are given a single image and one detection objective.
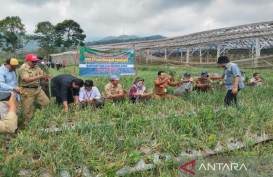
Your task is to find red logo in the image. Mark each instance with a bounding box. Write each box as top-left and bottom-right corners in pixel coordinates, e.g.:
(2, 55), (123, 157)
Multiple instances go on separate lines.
(180, 159), (196, 175)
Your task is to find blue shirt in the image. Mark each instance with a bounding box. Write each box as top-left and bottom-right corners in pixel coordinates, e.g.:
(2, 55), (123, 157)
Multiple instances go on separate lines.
(222, 62), (244, 90)
(0, 64), (20, 99)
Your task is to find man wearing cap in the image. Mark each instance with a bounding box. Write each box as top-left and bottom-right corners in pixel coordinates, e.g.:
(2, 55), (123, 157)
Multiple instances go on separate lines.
(104, 75), (126, 101)
(129, 77), (152, 103)
(174, 72), (194, 96)
(79, 80), (104, 108)
(195, 70), (213, 92)
(51, 74), (84, 111)
(0, 92), (18, 134)
(154, 71), (179, 99)
(0, 58), (22, 100)
(18, 54), (51, 121)
(211, 56), (244, 107)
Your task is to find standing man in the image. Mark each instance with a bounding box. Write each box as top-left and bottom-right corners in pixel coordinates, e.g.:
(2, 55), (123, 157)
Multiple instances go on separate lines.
(18, 54), (50, 122)
(0, 92), (18, 133)
(0, 58), (22, 100)
(212, 56), (244, 107)
(36, 56), (50, 98)
(51, 74), (84, 111)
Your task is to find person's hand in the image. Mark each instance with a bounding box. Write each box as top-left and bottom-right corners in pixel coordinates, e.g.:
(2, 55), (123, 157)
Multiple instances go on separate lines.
(40, 74), (51, 80)
(89, 99), (95, 103)
(231, 87), (238, 94)
(13, 87), (22, 94)
(64, 107), (68, 112)
(81, 100), (87, 103)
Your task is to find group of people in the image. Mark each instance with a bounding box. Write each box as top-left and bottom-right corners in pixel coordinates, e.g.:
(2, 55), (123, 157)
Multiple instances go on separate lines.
(0, 55), (248, 135)
(45, 60), (66, 70)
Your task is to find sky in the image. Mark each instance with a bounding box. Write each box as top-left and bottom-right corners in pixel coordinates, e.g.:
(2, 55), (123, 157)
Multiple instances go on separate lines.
(1, 0), (273, 42)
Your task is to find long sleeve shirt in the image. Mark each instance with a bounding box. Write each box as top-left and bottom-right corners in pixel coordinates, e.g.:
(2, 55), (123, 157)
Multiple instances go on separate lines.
(0, 65), (18, 91)
(129, 85), (147, 99)
(51, 74), (80, 102)
(154, 78), (177, 95)
(0, 65), (20, 100)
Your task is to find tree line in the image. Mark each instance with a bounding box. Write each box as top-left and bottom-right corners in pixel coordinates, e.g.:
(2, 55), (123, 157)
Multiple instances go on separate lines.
(0, 16), (86, 58)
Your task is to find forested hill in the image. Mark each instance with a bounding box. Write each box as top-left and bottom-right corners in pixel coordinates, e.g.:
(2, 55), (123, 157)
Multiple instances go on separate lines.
(86, 35), (166, 45)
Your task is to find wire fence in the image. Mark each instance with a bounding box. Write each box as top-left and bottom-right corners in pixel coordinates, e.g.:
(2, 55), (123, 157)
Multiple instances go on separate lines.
(50, 50), (273, 69)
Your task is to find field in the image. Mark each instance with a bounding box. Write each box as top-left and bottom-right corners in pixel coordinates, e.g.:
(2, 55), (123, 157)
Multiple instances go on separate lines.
(0, 65), (273, 177)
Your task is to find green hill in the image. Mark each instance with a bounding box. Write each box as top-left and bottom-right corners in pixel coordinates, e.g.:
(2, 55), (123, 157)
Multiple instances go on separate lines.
(86, 35), (166, 45)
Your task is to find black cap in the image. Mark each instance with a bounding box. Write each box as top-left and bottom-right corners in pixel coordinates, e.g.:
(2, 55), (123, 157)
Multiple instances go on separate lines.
(37, 56), (43, 60)
(84, 80), (93, 87)
(217, 56), (230, 64)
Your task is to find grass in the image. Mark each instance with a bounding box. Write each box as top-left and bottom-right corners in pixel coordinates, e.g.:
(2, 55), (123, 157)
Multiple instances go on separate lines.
(0, 65), (272, 176)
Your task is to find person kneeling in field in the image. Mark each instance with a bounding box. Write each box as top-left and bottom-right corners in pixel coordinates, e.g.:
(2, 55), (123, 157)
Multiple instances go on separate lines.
(79, 80), (104, 108)
(104, 75), (127, 101)
(154, 71), (179, 99)
(195, 71), (213, 92)
(174, 72), (194, 96)
(249, 72), (263, 87)
(0, 92), (17, 134)
(129, 77), (152, 103)
(51, 74), (84, 111)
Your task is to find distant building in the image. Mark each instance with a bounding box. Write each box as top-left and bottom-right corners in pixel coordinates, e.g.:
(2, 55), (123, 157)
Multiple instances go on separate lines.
(50, 51), (79, 65)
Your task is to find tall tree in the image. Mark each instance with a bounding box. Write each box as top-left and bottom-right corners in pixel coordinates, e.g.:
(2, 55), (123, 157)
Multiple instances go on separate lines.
(34, 21), (56, 55)
(0, 16), (26, 56)
(55, 19), (86, 49)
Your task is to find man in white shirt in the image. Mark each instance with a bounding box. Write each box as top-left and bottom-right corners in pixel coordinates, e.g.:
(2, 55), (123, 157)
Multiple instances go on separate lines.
(249, 72), (263, 87)
(79, 80), (104, 108)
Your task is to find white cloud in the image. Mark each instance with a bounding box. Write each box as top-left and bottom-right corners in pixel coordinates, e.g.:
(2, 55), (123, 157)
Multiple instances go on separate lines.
(1, 0), (273, 41)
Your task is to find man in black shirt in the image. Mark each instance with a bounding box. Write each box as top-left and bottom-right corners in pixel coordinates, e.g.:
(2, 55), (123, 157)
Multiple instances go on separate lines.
(51, 74), (84, 111)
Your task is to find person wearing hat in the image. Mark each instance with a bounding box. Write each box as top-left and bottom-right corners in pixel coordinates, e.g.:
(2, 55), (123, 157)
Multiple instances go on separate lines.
(154, 71), (179, 99)
(0, 58), (22, 100)
(104, 75), (126, 101)
(211, 56), (244, 107)
(195, 70), (213, 92)
(51, 74), (84, 111)
(128, 77), (152, 103)
(174, 72), (194, 96)
(79, 80), (104, 108)
(18, 54), (51, 122)
(0, 92), (18, 134)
